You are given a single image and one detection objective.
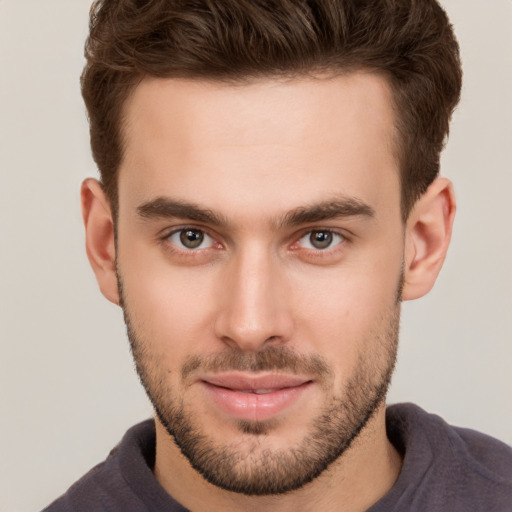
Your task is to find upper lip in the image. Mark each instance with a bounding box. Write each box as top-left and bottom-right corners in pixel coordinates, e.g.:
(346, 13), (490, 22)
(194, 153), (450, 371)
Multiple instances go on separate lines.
(202, 373), (312, 391)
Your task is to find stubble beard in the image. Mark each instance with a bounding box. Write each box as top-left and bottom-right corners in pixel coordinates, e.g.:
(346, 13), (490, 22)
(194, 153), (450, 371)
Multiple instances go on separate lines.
(118, 274), (400, 496)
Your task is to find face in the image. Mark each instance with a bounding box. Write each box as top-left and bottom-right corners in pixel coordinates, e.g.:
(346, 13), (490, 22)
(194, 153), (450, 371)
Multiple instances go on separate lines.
(116, 74), (405, 494)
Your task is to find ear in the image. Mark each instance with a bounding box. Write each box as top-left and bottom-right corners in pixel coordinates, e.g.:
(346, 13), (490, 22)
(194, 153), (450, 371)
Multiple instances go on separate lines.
(81, 178), (120, 305)
(402, 177), (456, 301)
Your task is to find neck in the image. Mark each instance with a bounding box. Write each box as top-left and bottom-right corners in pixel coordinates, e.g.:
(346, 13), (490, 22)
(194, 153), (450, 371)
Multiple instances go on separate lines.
(153, 403), (402, 512)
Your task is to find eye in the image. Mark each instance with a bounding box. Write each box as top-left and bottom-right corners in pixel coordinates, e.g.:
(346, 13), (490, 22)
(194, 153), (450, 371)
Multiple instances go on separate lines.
(298, 230), (344, 250)
(168, 228), (215, 250)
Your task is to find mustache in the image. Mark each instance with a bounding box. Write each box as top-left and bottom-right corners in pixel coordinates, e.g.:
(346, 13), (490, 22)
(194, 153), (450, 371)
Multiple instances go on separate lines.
(181, 346), (332, 382)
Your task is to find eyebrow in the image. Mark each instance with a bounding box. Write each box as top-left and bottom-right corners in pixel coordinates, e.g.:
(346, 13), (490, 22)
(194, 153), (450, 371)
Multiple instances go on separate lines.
(136, 195), (375, 228)
(137, 198), (228, 226)
(279, 197), (375, 227)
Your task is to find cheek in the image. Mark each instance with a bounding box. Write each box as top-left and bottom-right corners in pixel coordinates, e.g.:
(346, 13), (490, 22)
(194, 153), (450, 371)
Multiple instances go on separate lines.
(118, 245), (220, 361)
(290, 253), (402, 369)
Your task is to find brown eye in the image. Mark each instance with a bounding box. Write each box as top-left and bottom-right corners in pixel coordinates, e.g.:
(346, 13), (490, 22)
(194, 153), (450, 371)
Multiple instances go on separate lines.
(179, 229), (204, 248)
(298, 230), (343, 250)
(169, 228), (211, 249)
(310, 231), (333, 249)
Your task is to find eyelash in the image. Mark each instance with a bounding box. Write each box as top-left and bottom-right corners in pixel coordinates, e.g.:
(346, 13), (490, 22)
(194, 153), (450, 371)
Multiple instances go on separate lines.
(160, 226), (223, 259)
(159, 226), (349, 259)
(295, 229), (346, 251)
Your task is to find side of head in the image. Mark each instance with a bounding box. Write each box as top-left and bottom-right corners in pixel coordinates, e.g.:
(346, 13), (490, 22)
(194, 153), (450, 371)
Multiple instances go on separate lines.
(81, 0), (462, 222)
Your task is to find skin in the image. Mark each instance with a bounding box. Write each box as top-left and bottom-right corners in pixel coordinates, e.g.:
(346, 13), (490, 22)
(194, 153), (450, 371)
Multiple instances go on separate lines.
(82, 73), (455, 511)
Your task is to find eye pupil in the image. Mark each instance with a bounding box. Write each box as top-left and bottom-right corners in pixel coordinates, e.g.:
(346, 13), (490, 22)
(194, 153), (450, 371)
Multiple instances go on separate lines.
(310, 231), (333, 249)
(180, 229), (204, 248)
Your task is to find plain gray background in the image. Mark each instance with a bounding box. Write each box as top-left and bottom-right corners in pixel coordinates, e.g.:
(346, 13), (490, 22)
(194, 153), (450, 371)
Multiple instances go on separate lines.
(1, 1), (511, 511)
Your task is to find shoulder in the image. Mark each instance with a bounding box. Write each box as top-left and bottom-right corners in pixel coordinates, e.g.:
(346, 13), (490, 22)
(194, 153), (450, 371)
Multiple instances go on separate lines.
(383, 403), (512, 512)
(450, 422), (512, 483)
(42, 420), (156, 512)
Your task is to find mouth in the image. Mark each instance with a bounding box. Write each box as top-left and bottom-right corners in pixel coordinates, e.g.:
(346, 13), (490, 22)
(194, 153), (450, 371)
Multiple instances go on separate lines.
(200, 373), (314, 423)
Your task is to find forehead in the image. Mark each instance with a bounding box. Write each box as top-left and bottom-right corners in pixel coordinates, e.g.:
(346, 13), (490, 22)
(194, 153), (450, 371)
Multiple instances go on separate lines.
(119, 73), (400, 222)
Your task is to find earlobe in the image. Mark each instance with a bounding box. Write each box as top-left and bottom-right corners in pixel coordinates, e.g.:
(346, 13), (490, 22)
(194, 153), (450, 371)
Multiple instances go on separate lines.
(81, 178), (120, 305)
(402, 177), (456, 301)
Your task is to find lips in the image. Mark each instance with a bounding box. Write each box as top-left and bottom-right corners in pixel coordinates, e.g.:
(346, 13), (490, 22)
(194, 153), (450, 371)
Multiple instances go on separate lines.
(200, 373), (313, 422)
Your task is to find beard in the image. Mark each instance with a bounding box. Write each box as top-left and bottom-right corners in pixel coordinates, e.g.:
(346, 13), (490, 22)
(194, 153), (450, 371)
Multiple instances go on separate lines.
(118, 274), (400, 496)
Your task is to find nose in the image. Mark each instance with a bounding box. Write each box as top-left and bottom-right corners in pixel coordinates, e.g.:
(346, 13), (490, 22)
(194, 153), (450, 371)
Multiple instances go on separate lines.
(214, 245), (294, 352)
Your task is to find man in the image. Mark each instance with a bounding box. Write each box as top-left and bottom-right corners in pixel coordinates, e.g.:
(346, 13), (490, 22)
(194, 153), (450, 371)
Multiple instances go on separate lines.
(44, 0), (512, 511)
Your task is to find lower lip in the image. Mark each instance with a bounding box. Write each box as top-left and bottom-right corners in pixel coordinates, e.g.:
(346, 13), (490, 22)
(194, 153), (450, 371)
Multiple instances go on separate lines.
(201, 381), (312, 422)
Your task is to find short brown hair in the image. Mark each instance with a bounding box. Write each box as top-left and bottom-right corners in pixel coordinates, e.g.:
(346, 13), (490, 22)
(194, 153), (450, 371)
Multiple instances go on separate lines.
(81, 0), (462, 220)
